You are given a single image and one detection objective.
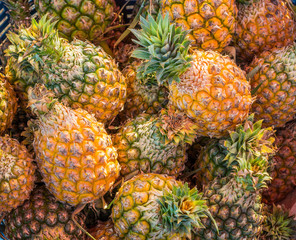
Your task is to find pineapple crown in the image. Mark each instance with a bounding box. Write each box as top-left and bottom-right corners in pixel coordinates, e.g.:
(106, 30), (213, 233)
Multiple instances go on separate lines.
(131, 13), (192, 85)
(222, 114), (275, 191)
(5, 15), (64, 79)
(155, 106), (198, 145)
(27, 84), (58, 116)
(262, 205), (296, 240)
(157, 183), (217, 238)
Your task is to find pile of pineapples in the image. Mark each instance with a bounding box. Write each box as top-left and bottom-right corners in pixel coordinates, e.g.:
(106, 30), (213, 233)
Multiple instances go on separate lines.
(0, 0), (296, 239)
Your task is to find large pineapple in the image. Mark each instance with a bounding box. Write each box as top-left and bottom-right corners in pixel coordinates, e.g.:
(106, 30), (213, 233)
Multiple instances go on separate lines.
(27, 85), (120, 206)
(34, 0), (115, 42)
(194, 115), (275, 188)
(111, 173), (215, 239)
(235, 0), (295, 62)
(263, 121), (296, 203)
(132, 14), (252, 138)
(247, 43), (296, 128)
(159, 0), (237, 52)
(5, 15), (126, 123)
(0, 135), (35, 218)
(0, 73), (17, 134)
(113, 108), (198, 177)
(4, 185), (86, 240)
(195, 150), (272, 239)
(118, 59), (168, 121)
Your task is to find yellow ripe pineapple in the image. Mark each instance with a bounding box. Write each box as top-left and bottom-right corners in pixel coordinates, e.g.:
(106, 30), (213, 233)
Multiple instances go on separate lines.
(0, 135), (35, 218)
(0, 73), (17, 134)
(111, 173), (215, 239)
(235, 0), (295, 62)
(27, 85), (120, 206)
(159, 0), (238, 52)
(132, 14), (252, 138)
(247, 43), (296, 128)
(5, 16), (126, 123)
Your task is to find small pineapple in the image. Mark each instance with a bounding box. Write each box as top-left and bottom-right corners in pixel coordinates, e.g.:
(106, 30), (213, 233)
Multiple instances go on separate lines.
(111, 173), (215, 239)
(263, 121), (296, 203)
(27, 85), (120, 206)
(0, 135), (35, 218)
(235, 0), (295, 62)
(194, 115), (275, 188)
(0, 73), (17, 134)
(113, 107), (198, 177)
(247, 43), (296, 128)
(5, 15), (126, 123)
(34, 0), (116, 42)
(88, 220), (119, 240)
(261, 204), (296, 240)
(4, 185), (86, 240)
(132, 14), (252, 138)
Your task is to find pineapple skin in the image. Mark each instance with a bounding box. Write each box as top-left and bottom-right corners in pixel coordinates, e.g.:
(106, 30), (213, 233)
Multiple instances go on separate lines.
(34, 0), (115, 42)
(113, 113), (187, 177)
(263, 122), (296, 203)
(6, 39), (127, 123)
(4, 185), (86, 240)
(88, 220), (119, 240)
(248, 44), (296, 128)
(195, 177), (264, 240)
(235, 0), (295, 62)
(0, 136), (35, 217)
(32, 103), (120, 206)
(160, 0), (238, 52)
(0, 73), (17, 134)
(111, 173), (186, 240)
(118, 60), (168, 121)
(169, 50), (252, 138)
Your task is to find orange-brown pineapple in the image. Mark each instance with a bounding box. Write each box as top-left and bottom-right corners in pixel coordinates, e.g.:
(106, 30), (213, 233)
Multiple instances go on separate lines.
(28, 85), (120, 206)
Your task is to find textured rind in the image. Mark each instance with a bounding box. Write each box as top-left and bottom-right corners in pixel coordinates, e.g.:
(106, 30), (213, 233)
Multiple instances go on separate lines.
(33, 103), (120, 206)
(0, 136), (35, 217)
(88, 220), (119, 240)
(194, 178), (264, 240)
(118, 60), (168, 121)
(111, 173), (185, 240)
(0, 75), (17, 134)
(113, 114), (186, 177)
(248, 45), (296, 128)
(34, 0), (115, 41)
(6, 39), (127, 123)
(235, 0), (295, 61)
(4, 185), (86, 240)
(169, 50), (252, 138)
(263, 123), (296, 203)
(161, 0), (237, 52)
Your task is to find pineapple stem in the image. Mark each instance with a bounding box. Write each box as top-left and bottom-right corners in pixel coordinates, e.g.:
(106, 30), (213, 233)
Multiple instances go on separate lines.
(72, 203), (96, 240)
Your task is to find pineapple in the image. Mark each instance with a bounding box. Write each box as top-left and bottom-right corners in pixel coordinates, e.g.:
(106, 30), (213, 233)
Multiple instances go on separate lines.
(4, 185), (86, 240)
(0, 73), (17, 134)
(113, 107), (198, 177)
(263, 121), (296, 203)
(132, 14), (252, 138)
(111, 173), (215, 239)
(261, 204), (296, 240)
(88, 220), (119, 240)
(5, 15), (126, 123)
(247, 43), (296, 128)
(118, 59), (168, 121)
(235, 0), (295, 62)
(159, 0), (238, 52)
(194, 115), (275, 188)
(27, 85), (120, 206)
(0, 135), (35, 218)
(194, 147), (272, 239)
(34, 0), (115, 42)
